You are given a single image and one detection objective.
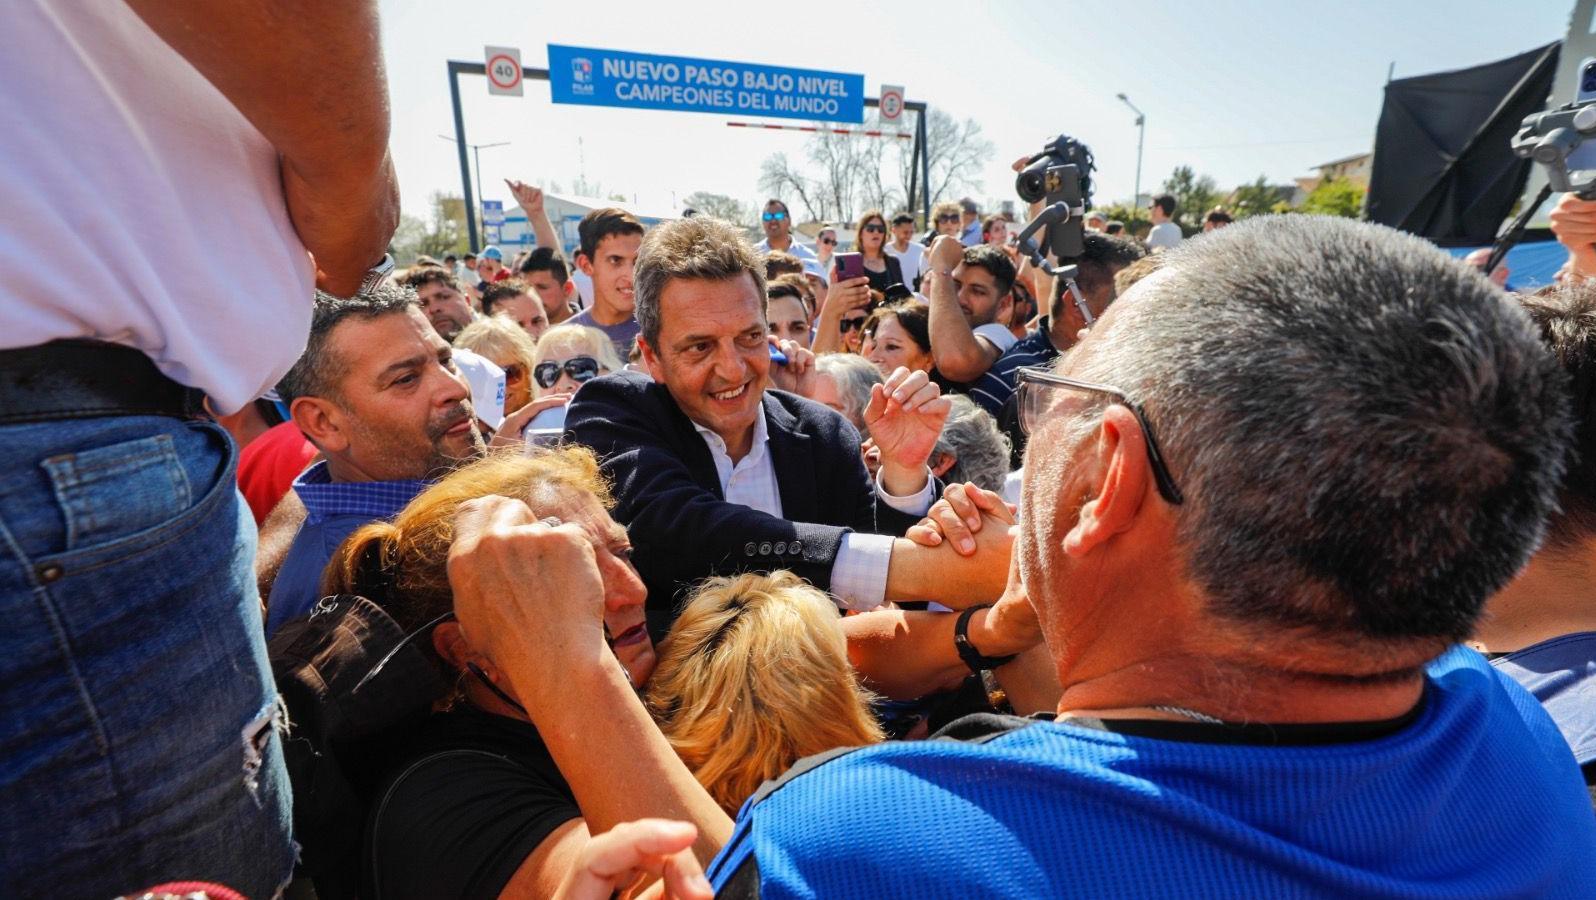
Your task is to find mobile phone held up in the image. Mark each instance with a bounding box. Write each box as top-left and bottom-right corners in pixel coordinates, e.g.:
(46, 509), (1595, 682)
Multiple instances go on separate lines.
(833, 252), (865, 282)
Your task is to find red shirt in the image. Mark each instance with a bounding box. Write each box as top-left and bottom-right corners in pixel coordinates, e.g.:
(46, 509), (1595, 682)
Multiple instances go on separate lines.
(237, 420), (318, 526)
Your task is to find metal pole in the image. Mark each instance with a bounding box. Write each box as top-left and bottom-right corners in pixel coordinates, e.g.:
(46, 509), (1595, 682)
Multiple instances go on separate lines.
(907, 121), (921, 218)
(448, 62), (478, 251)
(1117, 94), (1146, 208)
(1134, 116), (1145, 209)
(473, 145), (484, 234)
(918, 106), (931, 224)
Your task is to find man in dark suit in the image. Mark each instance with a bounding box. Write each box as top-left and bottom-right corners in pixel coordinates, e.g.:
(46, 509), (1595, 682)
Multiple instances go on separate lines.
(568, 216), (1004, 636)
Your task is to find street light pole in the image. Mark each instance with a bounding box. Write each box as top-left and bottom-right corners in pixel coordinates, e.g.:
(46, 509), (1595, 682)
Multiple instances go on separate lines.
(439, 135), (510, 246)
(1116, 93), (1146, 209)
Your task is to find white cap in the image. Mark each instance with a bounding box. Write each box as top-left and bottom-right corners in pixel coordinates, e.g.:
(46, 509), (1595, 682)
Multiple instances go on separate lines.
(802, 257), (829, 285)
(451, 347), (506, 431)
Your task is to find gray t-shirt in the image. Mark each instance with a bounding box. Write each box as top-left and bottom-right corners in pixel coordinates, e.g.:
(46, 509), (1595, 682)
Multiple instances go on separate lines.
(567, 307), (641, 360)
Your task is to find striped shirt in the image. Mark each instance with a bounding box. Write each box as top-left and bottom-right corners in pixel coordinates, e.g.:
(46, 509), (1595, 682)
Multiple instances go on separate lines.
(967, 318), (1060, 418)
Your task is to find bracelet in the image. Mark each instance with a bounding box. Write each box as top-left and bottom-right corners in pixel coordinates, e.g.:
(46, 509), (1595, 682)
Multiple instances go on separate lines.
(954, 604), (1017, 675)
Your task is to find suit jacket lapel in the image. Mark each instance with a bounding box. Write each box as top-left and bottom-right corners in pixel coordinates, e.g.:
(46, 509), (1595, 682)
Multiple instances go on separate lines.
(653, 381), (725, 500)
(766, 394), (817, 521)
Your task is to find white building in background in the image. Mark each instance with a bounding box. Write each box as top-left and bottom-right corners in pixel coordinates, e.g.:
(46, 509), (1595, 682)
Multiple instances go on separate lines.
(493, 192), (678, 259)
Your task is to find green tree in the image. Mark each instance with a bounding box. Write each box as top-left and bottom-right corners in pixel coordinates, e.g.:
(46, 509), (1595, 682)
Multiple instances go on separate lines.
(1231, 175), (1292, 218)
(1300, 176), (1365, 218)
(1092, 202), (1150, 240)
(1160, 165), (1221, 233)
(391, 192), (468, 263)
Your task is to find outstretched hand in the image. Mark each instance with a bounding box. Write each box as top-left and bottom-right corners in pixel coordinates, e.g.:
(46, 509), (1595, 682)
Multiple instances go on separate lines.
(865, 368), (951, 477)
(506, 178), (546, 215)
(906, 481), (1016, 558)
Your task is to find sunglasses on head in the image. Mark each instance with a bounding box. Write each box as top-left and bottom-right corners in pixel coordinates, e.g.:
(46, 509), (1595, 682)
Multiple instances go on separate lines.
(861, 223), (886, 233)
(534, 355), (600, 389)
(762, 210), (789, 222)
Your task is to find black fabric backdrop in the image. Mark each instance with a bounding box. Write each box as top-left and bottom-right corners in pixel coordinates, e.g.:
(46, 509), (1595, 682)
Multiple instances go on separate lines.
(1367, 42), (1560, 242)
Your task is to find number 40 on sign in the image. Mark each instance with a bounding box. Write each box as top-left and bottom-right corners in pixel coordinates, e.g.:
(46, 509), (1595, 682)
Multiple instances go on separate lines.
(486, 46), (523, 96)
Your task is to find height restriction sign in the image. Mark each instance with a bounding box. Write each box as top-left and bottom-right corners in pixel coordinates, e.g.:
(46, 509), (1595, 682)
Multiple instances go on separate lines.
(486, 46), (523, 96)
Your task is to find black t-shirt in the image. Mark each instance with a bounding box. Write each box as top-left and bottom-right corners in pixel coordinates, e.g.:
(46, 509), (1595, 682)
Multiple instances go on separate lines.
(365, 707), (580, 900)
(863, 255), (905, 296)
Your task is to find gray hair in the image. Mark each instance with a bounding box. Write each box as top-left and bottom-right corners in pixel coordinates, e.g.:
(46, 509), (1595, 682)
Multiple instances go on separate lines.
(634, 217), (767, 350)
(934, 396), (1012, 492)
(814, 353), (882, 436)
(278, 284), (419, 405)
(1060, 214), (1571, 644)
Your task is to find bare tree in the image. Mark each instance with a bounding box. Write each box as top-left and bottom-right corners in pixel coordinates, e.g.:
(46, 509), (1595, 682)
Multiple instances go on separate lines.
(759, 109), (992, 225)
(682, 191), (752, 226)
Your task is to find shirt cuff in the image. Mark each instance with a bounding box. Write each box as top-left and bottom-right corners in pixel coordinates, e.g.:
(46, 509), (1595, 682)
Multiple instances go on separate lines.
(874, 467), (936, 516)
(830, 533), (893, 612)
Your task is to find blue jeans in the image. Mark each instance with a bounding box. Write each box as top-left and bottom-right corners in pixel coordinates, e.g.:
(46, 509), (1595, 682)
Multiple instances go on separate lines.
(0, 416), (294, 898)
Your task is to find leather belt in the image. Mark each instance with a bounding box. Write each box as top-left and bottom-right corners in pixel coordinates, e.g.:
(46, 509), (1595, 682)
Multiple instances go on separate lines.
(0, 340), (208, 425)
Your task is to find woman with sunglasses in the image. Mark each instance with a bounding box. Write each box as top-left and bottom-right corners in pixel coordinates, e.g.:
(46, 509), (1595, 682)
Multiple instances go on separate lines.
(531, 324), (626, 398)
(851, 209), (906, 297)
(813, 224), (838, 271)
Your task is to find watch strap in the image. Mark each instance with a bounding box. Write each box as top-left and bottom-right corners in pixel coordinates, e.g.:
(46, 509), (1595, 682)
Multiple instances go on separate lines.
(954, 603), (1017, 674)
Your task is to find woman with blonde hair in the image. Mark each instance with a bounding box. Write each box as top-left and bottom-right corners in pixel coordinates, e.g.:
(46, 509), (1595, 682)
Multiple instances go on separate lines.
(327, 447), (731, 899)
(531, 323), (626, 399)
(647, 571), (884, 813)
(453, 314), (538, 413)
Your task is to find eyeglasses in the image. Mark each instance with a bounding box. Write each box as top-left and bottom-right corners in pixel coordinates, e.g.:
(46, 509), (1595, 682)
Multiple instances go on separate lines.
(819, 237), (837, 245)
(840, 317), (868, 333)
(861, 224), (886, 233)
(1014, 366), (1184, 505)
(502, 363), (526, 383)
(762, 211), (788, 222)
(936, 214), (960, 224)
(534, 355), (601, 389)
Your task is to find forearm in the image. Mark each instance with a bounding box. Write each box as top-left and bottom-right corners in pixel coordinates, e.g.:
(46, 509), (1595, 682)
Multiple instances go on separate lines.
(926, 273), (990, 382)
(530, 206), (560, 252)
(512, 657), (732, 865)
(128, 0), (398, 284)
(811, 306), (846, 354)
(845, 605), (1041, 700)
(883, 538), (1006, 608)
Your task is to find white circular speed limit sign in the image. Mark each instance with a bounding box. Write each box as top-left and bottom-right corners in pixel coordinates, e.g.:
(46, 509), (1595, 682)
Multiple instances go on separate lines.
(485, 46), (523, 96)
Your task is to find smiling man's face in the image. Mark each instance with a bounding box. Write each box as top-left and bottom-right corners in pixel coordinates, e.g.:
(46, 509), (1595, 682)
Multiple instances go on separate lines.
(639, 273), (771, 460)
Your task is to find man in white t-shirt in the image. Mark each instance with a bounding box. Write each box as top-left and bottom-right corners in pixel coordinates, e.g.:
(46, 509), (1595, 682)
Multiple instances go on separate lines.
(0, 3), (398, 897)
(924, 237), (1019, 386)
(1146, 193), (1183, 251)
(886, 212), (927, 290)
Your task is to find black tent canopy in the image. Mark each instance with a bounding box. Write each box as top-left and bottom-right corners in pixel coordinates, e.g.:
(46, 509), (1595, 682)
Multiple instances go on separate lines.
(1367, 42), (1560, 243)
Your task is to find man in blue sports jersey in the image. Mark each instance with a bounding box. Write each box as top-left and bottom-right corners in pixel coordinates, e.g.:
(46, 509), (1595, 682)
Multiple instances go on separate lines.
(706, 215), (1596, 898)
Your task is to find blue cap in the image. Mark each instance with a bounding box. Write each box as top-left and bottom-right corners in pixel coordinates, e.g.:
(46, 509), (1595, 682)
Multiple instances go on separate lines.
(480, 246), (504, 261)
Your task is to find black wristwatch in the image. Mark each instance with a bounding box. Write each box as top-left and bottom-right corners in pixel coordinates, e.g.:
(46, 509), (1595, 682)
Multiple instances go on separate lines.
(954, 604), (1017, 675)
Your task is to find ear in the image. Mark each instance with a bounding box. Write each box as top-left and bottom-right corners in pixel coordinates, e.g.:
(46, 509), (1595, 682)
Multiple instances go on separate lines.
(562, 279), (576, 299)
(290, 396), (349, 454)
(1062, 405), (1151, 558)
(431, 620), (470, 671)
(997, 291), (1015, 324)
(576, 253), (594, 277)
(638, 337), (667, 383)
(929, 451), (957, 478)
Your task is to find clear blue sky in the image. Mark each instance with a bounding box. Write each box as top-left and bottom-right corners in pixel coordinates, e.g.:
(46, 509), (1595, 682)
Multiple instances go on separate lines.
(379, 0), (1575, 220)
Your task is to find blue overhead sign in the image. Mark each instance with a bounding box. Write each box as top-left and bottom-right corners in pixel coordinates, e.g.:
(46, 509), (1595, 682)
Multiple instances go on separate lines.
(547, 44), (865, 124)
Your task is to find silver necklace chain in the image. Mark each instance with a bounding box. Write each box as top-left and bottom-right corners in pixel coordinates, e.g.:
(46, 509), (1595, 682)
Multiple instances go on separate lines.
(1149, 705), (1226, 725)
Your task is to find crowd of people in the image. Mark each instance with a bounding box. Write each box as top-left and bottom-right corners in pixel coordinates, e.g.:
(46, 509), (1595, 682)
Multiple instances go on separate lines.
(4, 4), (1596, 899)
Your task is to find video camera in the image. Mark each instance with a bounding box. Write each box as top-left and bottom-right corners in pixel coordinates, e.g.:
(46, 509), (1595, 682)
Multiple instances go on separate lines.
(1513, 57), (1596, 197)
(1012, 134), (1099, 323)
(1014, 134), (1095, 260)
